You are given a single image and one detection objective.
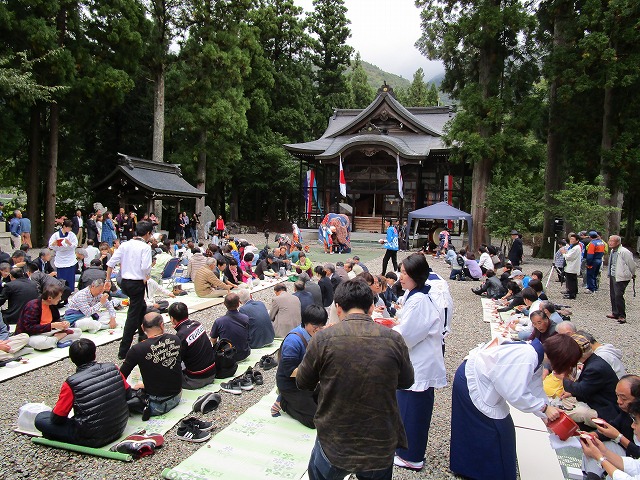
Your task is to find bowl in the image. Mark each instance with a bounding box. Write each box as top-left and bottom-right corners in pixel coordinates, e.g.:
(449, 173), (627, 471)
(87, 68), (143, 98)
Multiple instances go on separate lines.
(547, 411), (579, 440)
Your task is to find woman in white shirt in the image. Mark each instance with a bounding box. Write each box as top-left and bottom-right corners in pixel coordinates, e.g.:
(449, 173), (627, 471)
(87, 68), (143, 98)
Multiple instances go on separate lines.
(478, 245), (494, 274)
(48, 219), (79, 293)
(450, 334), (582, 480)
(392, 253), (447, 471)
(562, 232), (582, 299)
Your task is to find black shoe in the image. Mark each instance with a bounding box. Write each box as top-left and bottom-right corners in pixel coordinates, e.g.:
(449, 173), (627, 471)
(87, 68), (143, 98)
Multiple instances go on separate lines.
(617, 318), (627, 324)
(259, 355), (277, 370)
(180, 417), (215, 432)
(176, 423), (211, 443)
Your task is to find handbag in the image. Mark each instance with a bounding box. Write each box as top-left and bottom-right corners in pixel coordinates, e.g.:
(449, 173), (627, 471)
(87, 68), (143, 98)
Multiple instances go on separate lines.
(214, 338), (238, 379)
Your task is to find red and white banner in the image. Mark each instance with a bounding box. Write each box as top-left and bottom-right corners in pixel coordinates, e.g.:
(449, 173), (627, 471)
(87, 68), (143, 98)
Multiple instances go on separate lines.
(339, 155), (347, 197)
(444, 175), (453, 229)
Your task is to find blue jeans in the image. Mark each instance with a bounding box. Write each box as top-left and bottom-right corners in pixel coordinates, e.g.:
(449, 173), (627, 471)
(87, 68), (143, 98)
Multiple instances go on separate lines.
(586, 260), (602, 291)
(308, 438), (393, 480)
(149, 392), (182, 416)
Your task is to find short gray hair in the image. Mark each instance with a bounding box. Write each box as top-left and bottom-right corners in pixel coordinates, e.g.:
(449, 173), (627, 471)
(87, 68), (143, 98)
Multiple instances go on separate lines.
(556, 321), (576, 335)
(236, 288), (250, 304)
(90, 279), (105, 288)
(323, 263), (335, 273)
(205, 257), (217, 266)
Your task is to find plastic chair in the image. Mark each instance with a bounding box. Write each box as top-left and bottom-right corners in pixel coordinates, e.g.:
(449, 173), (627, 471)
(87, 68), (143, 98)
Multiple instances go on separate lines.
(160, 257), (181, 289)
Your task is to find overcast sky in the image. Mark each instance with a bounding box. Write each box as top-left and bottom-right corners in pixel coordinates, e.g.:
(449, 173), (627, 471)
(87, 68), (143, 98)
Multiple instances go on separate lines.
(293, 0), (445, 82)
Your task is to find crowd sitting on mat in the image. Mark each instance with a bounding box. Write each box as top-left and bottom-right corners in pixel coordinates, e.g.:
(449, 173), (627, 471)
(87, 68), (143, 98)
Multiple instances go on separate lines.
(4, 214), (638, 479)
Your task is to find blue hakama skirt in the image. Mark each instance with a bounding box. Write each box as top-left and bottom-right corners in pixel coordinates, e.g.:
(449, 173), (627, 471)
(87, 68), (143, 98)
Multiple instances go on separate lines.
(450, 361), (517, 480)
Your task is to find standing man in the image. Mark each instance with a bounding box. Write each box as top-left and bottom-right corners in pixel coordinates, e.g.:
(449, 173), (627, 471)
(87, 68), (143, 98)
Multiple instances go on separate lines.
(507, 229), (523, 267)
(296, 279), (414, 479)
(48, 219), (78, 292)
(585, 231), (605, 293)
(607, 235), (636, 324)
(72, 210), (84, 246)
(379, 218), (399, 275)
(19, 213), (32, 248)
(106, 220), (153, 359)
(9, 210), (21, 249)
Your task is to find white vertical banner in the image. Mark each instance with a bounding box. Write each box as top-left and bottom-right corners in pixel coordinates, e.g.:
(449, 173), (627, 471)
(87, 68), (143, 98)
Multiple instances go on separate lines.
(396, 153), (404, 199)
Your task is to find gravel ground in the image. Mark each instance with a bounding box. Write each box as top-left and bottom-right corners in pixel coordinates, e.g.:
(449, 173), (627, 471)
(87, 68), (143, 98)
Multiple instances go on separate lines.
(0, 239), (637, 479)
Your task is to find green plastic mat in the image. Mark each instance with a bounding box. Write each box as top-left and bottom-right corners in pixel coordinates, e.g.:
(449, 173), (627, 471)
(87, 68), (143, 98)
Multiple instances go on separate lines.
(161, 387), (315, 480)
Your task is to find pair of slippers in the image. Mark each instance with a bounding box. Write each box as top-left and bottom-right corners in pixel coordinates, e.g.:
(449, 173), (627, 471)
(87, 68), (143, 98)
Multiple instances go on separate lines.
(258, 355), (277, 370)
(192, 392), (222, 414)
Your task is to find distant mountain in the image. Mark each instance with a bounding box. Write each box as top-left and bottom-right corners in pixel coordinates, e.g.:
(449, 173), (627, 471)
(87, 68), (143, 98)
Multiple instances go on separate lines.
(428, 72), (445, 86)
(360, 60), (411, 90)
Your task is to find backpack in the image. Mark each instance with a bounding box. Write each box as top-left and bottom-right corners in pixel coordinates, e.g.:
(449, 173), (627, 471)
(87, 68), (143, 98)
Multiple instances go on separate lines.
(456, 254), (465, 267)
(213, 338), (238, 379)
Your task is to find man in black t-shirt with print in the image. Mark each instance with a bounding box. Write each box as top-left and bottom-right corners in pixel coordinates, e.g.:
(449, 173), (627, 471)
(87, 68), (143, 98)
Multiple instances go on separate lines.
(168, 302), (217, 389)
(120, 313), (182, 416)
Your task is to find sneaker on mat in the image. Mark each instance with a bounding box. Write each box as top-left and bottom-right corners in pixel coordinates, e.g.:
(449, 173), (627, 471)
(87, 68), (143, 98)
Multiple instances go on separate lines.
(180, 417), (215, 432)
(393, 455), (424, 471)
(235, 375), (254, 391)
(251, 369), (264, 385)
(110, 439), (156, 458)
(220, 379), (243, 395)
(176, 423), (211, 443)
(124, 432), (164, 448)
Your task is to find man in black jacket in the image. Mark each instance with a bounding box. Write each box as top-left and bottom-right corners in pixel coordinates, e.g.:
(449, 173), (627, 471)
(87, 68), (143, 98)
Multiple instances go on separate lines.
(0, 268), (39, 324)
(34, 339), (129, 447)
(507, 230), (523, 267)
(168, 302), (217, 389)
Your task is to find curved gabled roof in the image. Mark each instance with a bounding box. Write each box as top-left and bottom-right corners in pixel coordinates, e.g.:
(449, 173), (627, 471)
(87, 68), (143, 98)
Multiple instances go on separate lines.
(93, 154), (204, 199)
(284, 85), (454, 160)
(326, 92), (444, 138)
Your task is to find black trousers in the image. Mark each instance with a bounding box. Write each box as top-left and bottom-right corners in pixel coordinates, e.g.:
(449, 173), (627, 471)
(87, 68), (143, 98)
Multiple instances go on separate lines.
(118, 279), (146, 359)
(382, 249), (398, 275)
(281, 388), (317, 429)
(565, 272), (578, 299)
(610, 277), (630, 319)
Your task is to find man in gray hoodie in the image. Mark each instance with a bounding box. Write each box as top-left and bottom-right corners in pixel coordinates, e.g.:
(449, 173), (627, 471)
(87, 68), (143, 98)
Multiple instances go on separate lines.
(580, 330), (626, 379)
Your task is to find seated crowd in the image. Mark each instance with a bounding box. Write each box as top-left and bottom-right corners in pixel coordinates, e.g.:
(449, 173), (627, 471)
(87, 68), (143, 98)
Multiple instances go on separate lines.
(2, 214), (638, 480)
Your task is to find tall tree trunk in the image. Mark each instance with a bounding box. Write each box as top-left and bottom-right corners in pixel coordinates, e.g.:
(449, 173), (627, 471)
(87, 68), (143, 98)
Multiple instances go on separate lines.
(471, 31), (498, 249)
(195, 130), (207, 240)
(27, 106), (41, 246)
(623, 193), (636, 247)
(44, 5), (67, 242)
(470, 157), (491, 249)
(152, 66), (165, 227)
(599, 86), (622, 235)
(538, 3), (569, 258)
(44, 103), (59, 242)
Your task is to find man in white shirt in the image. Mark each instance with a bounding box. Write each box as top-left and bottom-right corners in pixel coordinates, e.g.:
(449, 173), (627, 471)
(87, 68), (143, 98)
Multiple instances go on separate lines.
(84, 240), (100, 267)
(106, 220), (153, 359)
